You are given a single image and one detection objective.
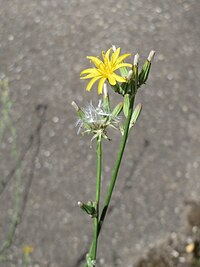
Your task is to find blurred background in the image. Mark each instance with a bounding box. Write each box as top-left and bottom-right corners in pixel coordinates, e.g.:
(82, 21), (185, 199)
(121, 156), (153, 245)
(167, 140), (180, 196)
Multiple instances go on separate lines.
(0, 0), (199, 266)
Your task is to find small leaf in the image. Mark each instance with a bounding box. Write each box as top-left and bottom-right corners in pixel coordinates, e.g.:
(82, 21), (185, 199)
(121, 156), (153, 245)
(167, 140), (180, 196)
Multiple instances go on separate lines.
(123, 94), (130, 118)
(112, 102), (123, 118)
(129, 103), (142, 129)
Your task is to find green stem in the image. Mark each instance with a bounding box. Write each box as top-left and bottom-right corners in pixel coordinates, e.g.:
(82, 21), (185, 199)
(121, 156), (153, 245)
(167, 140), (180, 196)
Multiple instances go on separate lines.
(85, 95), (135, 266)
(98, 96), (134, 234)
(92, 138), (102, 263)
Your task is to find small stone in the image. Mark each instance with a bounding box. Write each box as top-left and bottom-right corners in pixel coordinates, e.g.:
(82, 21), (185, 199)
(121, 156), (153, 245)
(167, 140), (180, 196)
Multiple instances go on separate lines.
(52, 116), (59, 123)
(179, 257), (186, 263)
(8, 35), (14, 41)
(171, 250), (179, 258)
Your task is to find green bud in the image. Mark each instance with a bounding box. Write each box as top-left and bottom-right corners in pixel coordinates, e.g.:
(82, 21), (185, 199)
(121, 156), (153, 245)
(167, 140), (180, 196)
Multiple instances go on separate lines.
(71, 101), (85, 120)
(129, 103), (142, 129)
(133, 54), (139, 86)
(138, 60), (150, 85)
(126, 70), (133, 81)
(103, 83), (111, 113)
(119, 66), (129, 78)
(123, 94), (130, 118)
(112, 102), (123, 118)
(138, 51), (155, 86)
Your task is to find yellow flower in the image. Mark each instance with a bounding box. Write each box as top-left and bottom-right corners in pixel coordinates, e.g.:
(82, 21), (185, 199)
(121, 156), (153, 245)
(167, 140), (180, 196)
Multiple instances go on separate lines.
(80, 47), (132, 94)
(23, 245), (34, 255)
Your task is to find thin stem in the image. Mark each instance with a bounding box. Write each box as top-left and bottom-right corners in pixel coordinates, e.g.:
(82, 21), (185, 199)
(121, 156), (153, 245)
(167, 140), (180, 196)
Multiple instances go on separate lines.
(85, 95), (135, 266)
(98, 96), (134, 234)
(92, 138), (102, 262)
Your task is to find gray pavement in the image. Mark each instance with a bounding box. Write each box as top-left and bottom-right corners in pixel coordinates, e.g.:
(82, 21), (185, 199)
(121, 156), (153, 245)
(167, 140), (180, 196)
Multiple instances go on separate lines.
(0, 0), (200, 266)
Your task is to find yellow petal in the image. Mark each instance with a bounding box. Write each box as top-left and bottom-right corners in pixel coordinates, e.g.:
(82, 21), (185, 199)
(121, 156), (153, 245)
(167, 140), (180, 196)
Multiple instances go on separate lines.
(85, 76), (100, 91)
(116, 53), (131, 64)
(105, 48), (111, 61)
(114, 63), (132, 71)
(108, 75), (116, 85)
(98, 78), (107, 94)
(80, 73), (101, 79)
(87, 56), (103, 68)
(102, 48), (112, 69)
(80, 68), (100, 76)
(23, 246), (33, 255)
(112, 73), (126, 83)
(111, 47), (120, 63)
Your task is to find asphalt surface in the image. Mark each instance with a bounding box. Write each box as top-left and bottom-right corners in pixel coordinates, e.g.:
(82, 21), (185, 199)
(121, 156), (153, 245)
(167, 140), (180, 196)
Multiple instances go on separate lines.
(0, 0), (200, 266)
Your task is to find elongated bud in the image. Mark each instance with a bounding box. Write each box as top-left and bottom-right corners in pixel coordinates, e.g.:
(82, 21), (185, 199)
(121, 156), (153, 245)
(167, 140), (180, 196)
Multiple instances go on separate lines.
(103, 83), (111, 112)
(133, 53), (139, 66)
(138, 50), (155, 86)
(133, 54), (139, 91)
(123, 94), (130, 118)
(72, 101), (85, 120)
(148, 50), (155, 62)
(77, 201), (83, 207)
(129, 103), (142, 129)
(71, 101), (79, 111)
(127, 70), (133, 81)
(112, 45), (117, 52)
(103, 83), (108, 97)
(112, 102), (123, 118)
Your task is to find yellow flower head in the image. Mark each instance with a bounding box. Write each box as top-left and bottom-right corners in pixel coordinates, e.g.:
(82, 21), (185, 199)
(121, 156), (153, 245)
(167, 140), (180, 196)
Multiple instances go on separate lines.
(23, 245), (34, 255)
(80, 47), (132, 94)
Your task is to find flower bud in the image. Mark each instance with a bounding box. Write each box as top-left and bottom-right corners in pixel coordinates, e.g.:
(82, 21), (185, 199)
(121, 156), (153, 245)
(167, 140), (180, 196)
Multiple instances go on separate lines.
(148, 50), (155, 62)
(71, 101), (79, 112)
(103, 83), (108, 98)
(138, 50), (155, 86)
(126, 70), (133, 81)
(112, 45), (117, 52)
(133, 53), (139, 66)
(72, 101), (85, 120)
(103, 83), (111, 112)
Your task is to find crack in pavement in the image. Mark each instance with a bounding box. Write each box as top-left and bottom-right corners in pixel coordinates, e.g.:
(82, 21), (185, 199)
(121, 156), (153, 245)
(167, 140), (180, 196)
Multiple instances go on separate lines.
(0, 103), (47, 257)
